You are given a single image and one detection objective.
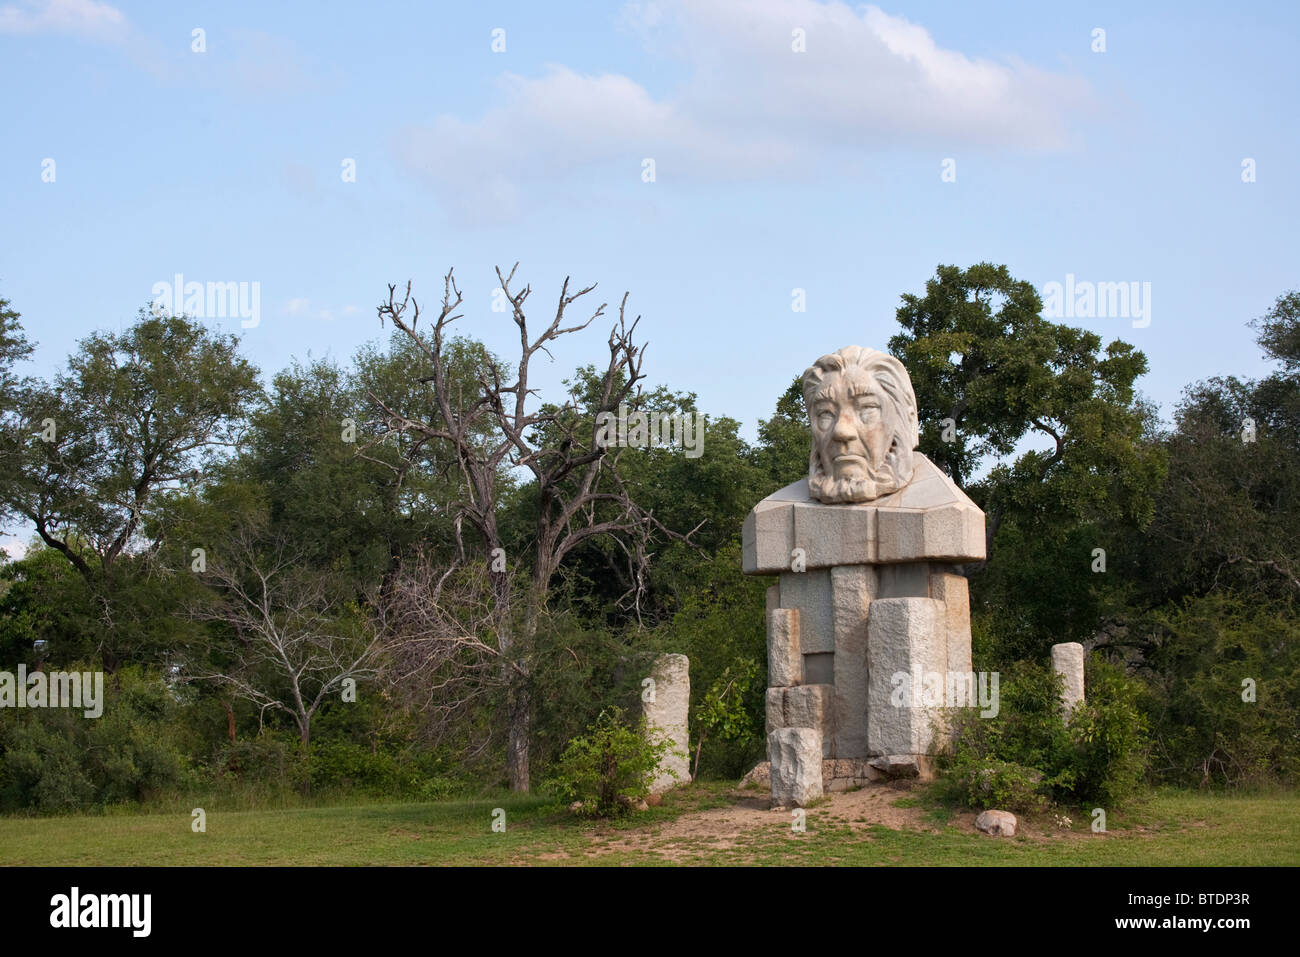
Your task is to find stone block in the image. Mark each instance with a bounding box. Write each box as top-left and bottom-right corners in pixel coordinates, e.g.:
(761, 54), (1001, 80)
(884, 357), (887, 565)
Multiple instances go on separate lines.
(765, 687), (785, 736)
(767, 607), (801, 688)
(877, 562), (930, 598)
(830, 564), (873, 758)
(777, 569), (834, 654)
(768, 728), (823, 807)
(784, 684), (834, 756)
(866, 597), (947, 758)
(1051, 642), (1086, 714)
(921, 502), (985, 562)
(741, 456), (986, 572)
(644, 653), (691, 794)
(765, 583), (779, 616)
(793, 501), (874, 567)
(868, 753), (934, 779)
(930, 568), (971, 677)
(875, 502), (984, 563)
(874, 508), (923, 564)
(742, 501), (794, 574)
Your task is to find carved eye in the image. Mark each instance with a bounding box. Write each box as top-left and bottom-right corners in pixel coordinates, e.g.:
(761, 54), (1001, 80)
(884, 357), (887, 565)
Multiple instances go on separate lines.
(858, 404), (881, 423)
(817, 411), (834, 430)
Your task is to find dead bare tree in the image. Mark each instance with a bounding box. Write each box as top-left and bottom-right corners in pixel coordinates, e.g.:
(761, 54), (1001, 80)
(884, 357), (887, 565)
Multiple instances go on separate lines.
(187, 524), (386, 749)
(365, 264), (699, 791)
(371, 549), (508, 761)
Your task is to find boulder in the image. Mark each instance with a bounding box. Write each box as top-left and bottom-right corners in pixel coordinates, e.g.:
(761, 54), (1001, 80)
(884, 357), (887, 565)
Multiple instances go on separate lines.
(768, 728), (823, 807)
(974, 809), (1018, 836)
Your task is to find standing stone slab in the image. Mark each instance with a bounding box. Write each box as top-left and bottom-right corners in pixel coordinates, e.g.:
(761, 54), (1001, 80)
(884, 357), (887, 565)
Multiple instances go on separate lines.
(1051, 642), (1086, 715)
(768, 728), (823, 807)
(830, 564), (874, 758)
(866, 597), (947, 761)
(644, 653), (691, 794)
(767, 607), (802, 689)
(929, 568), (972, 677)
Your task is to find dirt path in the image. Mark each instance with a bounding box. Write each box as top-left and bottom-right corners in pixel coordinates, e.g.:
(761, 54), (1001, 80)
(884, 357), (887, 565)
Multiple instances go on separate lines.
(578, 783), (965, 863)
(518, 783), (1109, 864)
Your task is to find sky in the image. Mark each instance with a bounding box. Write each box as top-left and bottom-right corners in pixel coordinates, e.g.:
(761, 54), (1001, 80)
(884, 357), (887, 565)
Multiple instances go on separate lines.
(2, 0), (1298, 552)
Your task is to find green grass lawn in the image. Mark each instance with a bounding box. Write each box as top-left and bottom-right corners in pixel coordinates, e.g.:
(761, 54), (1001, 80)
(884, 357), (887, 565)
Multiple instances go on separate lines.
(0, 783), (1296, 866)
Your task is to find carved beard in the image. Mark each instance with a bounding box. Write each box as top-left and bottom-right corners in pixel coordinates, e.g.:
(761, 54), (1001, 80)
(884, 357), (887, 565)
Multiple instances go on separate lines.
(808, 435), (907, 504)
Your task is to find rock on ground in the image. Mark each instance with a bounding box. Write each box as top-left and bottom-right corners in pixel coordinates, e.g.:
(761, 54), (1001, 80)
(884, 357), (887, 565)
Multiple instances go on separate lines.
(768, 728), (823, 807)
(974, 809), (1018, 836)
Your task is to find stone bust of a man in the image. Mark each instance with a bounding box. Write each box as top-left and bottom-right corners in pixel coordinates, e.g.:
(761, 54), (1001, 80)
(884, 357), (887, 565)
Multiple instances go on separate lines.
(801, 345), (919, 504)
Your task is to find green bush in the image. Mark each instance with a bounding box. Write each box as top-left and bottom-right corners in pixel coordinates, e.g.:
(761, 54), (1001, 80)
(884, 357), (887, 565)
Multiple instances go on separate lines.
(307, 740), (399, 793)
(545, 706), (679, 817)
(1067, 658), (1149, 804)
(0, 665), (192, 813)
(1141, 594), (1300, 787)
(948, 758), (1049, 813)
(937, 656), (1149, 811)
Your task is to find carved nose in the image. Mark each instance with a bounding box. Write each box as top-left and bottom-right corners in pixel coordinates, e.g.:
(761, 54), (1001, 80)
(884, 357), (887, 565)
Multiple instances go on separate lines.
(832, 413), (857, 443)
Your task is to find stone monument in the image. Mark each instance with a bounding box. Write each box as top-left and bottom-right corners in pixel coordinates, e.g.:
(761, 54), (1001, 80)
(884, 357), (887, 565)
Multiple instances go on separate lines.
(643, 653), (691, 794)
(743, 346), (985, 797)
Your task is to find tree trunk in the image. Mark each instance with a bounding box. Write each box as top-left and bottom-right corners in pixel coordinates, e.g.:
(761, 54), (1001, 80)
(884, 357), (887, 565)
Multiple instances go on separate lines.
(297, 719), (312, 796)
(506, 685), (530, 791)
(503, 580), (546, 792)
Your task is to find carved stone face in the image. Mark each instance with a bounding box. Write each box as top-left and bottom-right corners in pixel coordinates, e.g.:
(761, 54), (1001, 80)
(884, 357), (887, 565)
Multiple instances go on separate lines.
(810, 368), (890, 489)
(802, 346), (918, 504)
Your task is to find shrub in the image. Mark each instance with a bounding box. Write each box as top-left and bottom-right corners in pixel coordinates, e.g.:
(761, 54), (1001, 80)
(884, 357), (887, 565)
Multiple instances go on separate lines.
(1067, 657), (1149, 804)
(937, 656), (1149, 811)
(950, 758), (1049, 813)
(545, 706), (678, 817)
(692, 658), (761, 778)
(0, 665), (192, 813)
(1140, 594), (1300, 788)
(307, 740), (398, 794)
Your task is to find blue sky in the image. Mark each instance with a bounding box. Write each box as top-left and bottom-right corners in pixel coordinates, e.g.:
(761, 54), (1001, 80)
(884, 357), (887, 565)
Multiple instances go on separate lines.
(3, 0), (1297, 458)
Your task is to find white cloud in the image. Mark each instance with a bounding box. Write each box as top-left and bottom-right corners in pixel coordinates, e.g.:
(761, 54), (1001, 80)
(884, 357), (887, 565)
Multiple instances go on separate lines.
(396, 0), (1094, 220)
(0, 0), (125, 40)
(285, 297), (311, 317)
(1, 537), (28, 561)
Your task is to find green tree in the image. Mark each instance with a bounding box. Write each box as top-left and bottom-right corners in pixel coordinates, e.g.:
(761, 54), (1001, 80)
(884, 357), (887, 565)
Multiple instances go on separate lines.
(1136, 290), (1300, 605)
(754, 378), (810, 491)
(3, 310), (261, 667)
(0, 293), (34, 524)
(889, 263), (1166, 658)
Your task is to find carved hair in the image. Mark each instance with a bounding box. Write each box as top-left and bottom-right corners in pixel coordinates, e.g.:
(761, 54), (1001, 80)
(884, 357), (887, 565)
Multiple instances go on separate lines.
(801, 346), (919, 502)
